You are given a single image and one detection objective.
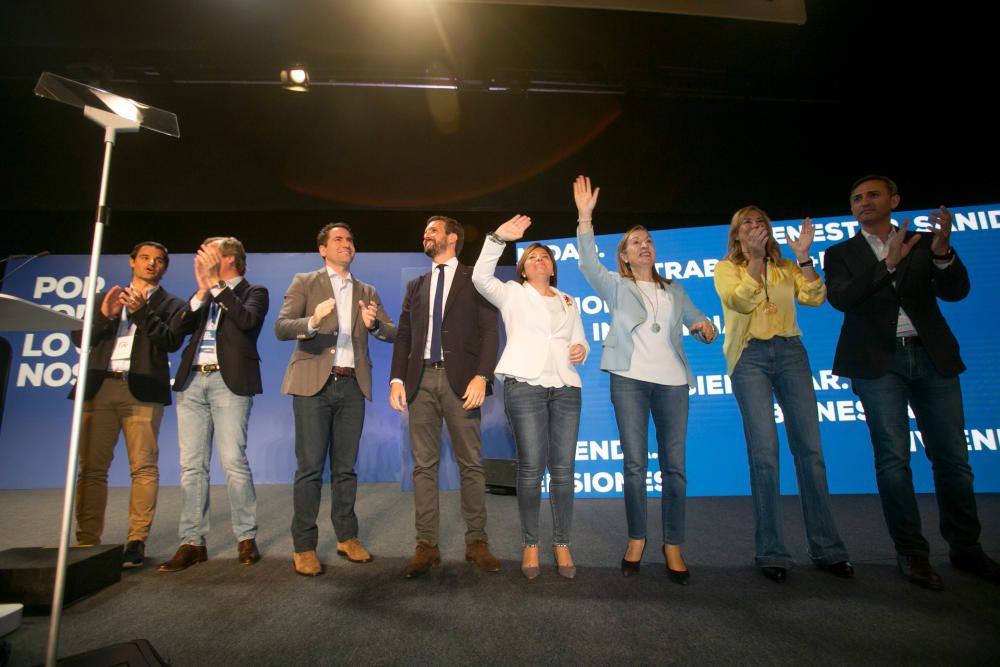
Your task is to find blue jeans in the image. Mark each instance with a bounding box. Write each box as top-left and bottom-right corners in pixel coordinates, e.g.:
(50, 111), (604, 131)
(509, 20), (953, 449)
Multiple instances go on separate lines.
(503, 379), (580, 546)
(731, 337), (849, 568)
(291, 374), (365, 552)
(851, 343), (981, 558)
(610, 374), (689, 545)
(176, 371), (256, 545)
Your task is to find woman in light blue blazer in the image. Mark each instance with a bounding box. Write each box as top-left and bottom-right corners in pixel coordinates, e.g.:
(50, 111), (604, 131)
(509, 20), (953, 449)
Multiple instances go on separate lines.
(574, 176), (717, 583)
(473, 214), (589, 580)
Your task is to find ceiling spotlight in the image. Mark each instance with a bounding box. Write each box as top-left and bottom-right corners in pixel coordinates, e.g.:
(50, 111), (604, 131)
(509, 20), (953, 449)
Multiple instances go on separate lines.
(280, 65), (310, 92)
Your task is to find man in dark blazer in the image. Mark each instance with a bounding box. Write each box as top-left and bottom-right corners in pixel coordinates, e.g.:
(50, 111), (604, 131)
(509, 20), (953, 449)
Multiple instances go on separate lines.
(389, 216), (500, 578)
(825, 175), (998, 589)
(275, 222), (396, 577)
(158, 237), (269, 573)
(71, 241), (185, 568)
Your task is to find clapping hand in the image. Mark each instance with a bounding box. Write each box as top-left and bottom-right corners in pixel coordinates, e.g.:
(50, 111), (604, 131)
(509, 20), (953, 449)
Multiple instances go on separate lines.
(787, 217), (815, 263)
(885, 218), (922, 269)
(928, 205), (953, 256)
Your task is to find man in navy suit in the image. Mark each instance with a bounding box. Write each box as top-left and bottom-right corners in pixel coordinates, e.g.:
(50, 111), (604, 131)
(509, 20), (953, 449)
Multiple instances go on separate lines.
(825, 175), (998, 589)
(158, 237), (269, 572)
(71, 241), (185, 568)
(390, 216), (500, 578)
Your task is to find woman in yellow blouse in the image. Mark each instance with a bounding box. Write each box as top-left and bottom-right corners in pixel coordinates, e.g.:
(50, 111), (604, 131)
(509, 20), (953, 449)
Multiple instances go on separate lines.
(714, 206), (852, 583)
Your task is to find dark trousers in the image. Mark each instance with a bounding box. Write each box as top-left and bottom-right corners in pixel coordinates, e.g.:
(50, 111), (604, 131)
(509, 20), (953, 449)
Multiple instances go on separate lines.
(852, 343), (982, 558)
(290, 374), (365, 552)
(408, 366), (487, 546)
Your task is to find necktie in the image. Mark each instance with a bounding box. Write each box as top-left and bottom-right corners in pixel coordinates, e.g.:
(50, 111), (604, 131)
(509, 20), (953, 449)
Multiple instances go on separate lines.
(430, 264), (445, 363)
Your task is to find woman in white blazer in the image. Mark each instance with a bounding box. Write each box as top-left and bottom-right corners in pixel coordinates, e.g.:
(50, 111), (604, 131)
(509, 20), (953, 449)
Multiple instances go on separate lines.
(574, 176), (717, 584)
(473, 214), (589, 580)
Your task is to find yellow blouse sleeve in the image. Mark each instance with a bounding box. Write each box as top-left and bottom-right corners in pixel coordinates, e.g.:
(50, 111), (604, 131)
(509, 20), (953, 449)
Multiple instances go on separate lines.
(789, 259), (826, 307)
(714, 259), (765, 314)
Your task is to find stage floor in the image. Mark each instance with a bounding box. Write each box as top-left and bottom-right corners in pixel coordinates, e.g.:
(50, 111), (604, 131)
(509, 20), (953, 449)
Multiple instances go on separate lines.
(1, 485), (997, 665)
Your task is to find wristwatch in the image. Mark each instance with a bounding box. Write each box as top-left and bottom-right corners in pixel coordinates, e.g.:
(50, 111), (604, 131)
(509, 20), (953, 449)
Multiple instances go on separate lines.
(487, 231), (506, 245)
(215, 280), (227, 290)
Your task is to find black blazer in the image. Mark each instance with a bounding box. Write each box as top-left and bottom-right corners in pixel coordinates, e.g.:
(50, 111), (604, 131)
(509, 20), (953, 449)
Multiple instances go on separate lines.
(69, 287), (186, 405)
(391, 263), (499, 401)
(825, 231), (970, 379)
(171, 280), (270, 397)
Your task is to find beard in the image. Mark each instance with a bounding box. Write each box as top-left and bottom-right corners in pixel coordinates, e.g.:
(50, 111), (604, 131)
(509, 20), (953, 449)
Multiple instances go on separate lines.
(423, 238), (446, 258)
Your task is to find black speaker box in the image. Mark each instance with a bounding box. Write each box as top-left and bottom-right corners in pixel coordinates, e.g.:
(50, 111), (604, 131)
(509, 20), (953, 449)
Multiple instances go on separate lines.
(0, 545), (121, 613)
(483, 458), (517, 495)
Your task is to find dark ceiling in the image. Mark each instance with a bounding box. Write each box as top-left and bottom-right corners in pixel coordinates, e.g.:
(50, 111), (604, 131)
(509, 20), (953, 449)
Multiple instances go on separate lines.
(0, 1), (993, 261)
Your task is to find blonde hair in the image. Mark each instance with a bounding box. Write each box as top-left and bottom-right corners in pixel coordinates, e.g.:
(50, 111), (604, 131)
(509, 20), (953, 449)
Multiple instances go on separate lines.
(616, 225), (670, 288)
(726, 206), (782, 266)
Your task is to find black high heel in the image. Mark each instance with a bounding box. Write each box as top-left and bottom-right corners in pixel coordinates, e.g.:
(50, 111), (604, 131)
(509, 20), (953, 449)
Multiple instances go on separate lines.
(664, 545), (690, 585)
(621, 539), (647, 577)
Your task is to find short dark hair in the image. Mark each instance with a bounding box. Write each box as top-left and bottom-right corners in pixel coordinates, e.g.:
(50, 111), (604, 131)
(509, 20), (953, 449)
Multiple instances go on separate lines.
(515, 243), (557, 287)
(204, 236), (247, 275)
(850, 174), (898, 197)
(426, 215), (464, 254)
(130, 241), (170, 268)
(317, 222), (354, 249)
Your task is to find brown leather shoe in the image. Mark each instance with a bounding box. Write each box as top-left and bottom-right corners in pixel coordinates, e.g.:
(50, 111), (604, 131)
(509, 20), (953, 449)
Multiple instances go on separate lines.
(897, 554), (944, 591)
(293, 550), (324, 577)
(238, 538), (261, 565)
(336, 537), (373, 563)
(465, 540), (501, 573)
(157, 544), (208, 572)
(403, 542), (441, 579)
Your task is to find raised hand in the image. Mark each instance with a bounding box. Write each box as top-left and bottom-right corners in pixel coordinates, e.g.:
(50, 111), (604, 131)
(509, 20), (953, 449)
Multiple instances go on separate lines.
(573, 175), (600, 223)
(928, 205), (953, 256)
(495, 214), (532, 242)
(358, 299), (379, 330)
(309, 298), (336, 329)
(788, 217), (815, 262)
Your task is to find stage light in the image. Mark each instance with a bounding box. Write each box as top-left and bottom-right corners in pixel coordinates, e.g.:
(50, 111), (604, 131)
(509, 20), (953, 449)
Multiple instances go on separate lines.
(280, 65), (310, 92)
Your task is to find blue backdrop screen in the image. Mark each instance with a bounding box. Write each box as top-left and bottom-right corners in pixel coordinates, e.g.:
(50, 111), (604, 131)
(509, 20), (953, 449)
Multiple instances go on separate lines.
(518, 204), (1000, 497)
(1, 204), (997, 498)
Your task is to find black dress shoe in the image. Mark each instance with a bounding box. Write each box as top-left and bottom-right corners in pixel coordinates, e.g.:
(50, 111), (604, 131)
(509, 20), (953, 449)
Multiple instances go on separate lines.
(666, 567), (690, 585)
(897, 554), (944, 591)
(621, 539), (646, 577)
(950, 551), (1000, 584)
(760, 566), (787, 582)
(664, 545), (689, 585)
(819, 560), (855, 579)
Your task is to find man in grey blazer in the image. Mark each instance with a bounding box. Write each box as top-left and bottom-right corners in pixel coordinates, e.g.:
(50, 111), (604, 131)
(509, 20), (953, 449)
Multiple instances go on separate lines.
(275, 222), (397, 576)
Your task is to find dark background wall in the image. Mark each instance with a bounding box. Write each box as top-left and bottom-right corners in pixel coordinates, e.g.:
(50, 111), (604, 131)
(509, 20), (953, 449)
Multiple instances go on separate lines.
(1, 1), (994, 263)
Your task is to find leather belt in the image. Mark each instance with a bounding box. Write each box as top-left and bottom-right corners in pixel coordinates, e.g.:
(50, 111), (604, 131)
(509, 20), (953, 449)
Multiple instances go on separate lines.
(193, 364), (221, 374)
(103, 370), (127, 380)
(331, 366), (356, 378)
(424, 360), (445, 370)
(897, 336), (922, 347)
